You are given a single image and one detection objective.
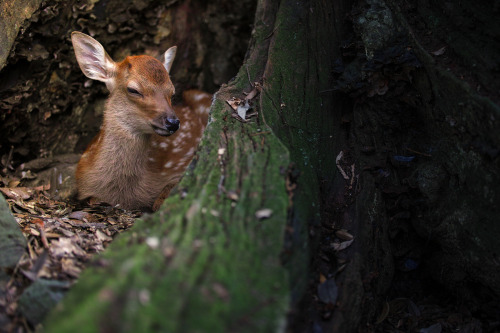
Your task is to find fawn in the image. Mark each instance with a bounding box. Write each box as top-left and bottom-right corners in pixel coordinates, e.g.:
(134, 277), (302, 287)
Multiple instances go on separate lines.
(71, 32), (211, 211)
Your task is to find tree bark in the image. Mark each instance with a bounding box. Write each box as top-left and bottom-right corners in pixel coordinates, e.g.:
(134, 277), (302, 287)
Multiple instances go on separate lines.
(46, 2), (293, 331)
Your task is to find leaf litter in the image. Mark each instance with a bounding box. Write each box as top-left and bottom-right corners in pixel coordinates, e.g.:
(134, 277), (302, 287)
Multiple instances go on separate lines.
(226, 81), (261, 122)
(0, 184), (140, 331)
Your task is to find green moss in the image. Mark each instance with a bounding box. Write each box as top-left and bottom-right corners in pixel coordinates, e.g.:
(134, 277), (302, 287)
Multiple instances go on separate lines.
(44, 0), (352, 330)
(0, 0), (44, 70)
(45, 33), (291, 333)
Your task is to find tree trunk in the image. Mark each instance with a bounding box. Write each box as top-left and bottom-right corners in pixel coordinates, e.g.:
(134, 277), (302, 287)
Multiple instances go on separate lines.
(1, 0), (499, 332)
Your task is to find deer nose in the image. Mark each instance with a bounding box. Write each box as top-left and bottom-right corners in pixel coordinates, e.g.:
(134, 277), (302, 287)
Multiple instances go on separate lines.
(165, 117), (180, 132)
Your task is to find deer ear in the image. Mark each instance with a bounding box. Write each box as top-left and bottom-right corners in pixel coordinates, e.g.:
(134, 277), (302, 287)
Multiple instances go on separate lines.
(71, 31), (115, 83)
(162, 46), (177, 73)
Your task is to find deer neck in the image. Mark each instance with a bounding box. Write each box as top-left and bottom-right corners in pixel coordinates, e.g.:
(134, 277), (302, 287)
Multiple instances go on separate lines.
(99, 112), (152, 176)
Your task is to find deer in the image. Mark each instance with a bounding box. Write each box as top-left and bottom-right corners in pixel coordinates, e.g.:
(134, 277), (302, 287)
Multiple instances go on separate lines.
(71, 31), (211, 211)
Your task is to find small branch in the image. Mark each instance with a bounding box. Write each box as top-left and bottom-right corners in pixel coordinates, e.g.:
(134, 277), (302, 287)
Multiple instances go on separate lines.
(336, 151), (349, 180)
(264, 22), (281, 40)
(245, 65), (253, 87)
(406, 147), (432, 157)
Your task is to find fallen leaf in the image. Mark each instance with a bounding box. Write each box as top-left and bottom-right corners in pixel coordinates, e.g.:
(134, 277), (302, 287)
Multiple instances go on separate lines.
(50, 238), (86, 258)
(61, 258), (82, 277)
(96, 230), (112, 243)
(0, 187), (32, 200)
(431, 46), (446, 56)
(335, 229), (353, 241)
(255, 208), (273, 219)
(226, 191), (239, 201)
(68, 211), (90, 220)
(226, 97), (242, 111)
(30, 228), (40, 236)
(244, 87), (259, 101)
(8, 180), (21, 188)
(212, 283), (230, 301)
(32, 218), (44, 227)
(237, 100), (251, 120)
(375, 301), (390, 324)
(332, 239), (354, 251)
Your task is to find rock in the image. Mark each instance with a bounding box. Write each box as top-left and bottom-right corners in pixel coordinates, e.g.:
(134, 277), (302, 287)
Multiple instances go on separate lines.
(0, 195), (26, 268)
(0, 0), (43, 71)
(18, 279), (69, 325)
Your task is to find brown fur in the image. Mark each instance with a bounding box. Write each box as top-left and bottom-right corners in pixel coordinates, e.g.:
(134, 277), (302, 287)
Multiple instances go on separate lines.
(72, 32), (211, 210)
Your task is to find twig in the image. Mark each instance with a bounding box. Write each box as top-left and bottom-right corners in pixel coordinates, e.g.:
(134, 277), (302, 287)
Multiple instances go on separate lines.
(319, 88), (336, 94)
(246, 65), (253, 87)
(350, 164), (356, 188)
(264, 22), (281, 40)
(336, 151), (349, 180)
(406, 147), (432, 157)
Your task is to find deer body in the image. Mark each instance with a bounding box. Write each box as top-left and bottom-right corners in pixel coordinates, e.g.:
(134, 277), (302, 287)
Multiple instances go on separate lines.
(71, 32), (211, 210)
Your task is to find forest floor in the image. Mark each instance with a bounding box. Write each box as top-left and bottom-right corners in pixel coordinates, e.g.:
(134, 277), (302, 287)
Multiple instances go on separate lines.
(0, 182), (139, 332)
(1, 156), (499, 332)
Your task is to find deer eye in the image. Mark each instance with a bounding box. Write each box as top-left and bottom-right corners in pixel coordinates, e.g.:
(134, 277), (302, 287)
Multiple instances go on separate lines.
(127, 87), (143, 97)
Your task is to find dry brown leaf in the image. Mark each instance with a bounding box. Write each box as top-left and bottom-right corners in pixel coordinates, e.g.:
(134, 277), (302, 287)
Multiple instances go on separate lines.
(29, 227), (40, 236)
(96, 230), (112, 243)
(68, 210), (91, 220)
(0, 187), (32, 200)
(8, 180), (21, 188)
(50, 238), (86, 258)
(1, 179), (142, 332)
(61, 258), (82, 277)
(226, 97), (242, 111)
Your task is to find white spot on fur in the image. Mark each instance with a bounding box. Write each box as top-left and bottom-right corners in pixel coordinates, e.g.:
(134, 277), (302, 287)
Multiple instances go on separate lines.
(148, 157), (155, 162)
(193, 93), (204, 102)
(160, 142), (167, 149)
(164, 161), (173, 168)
